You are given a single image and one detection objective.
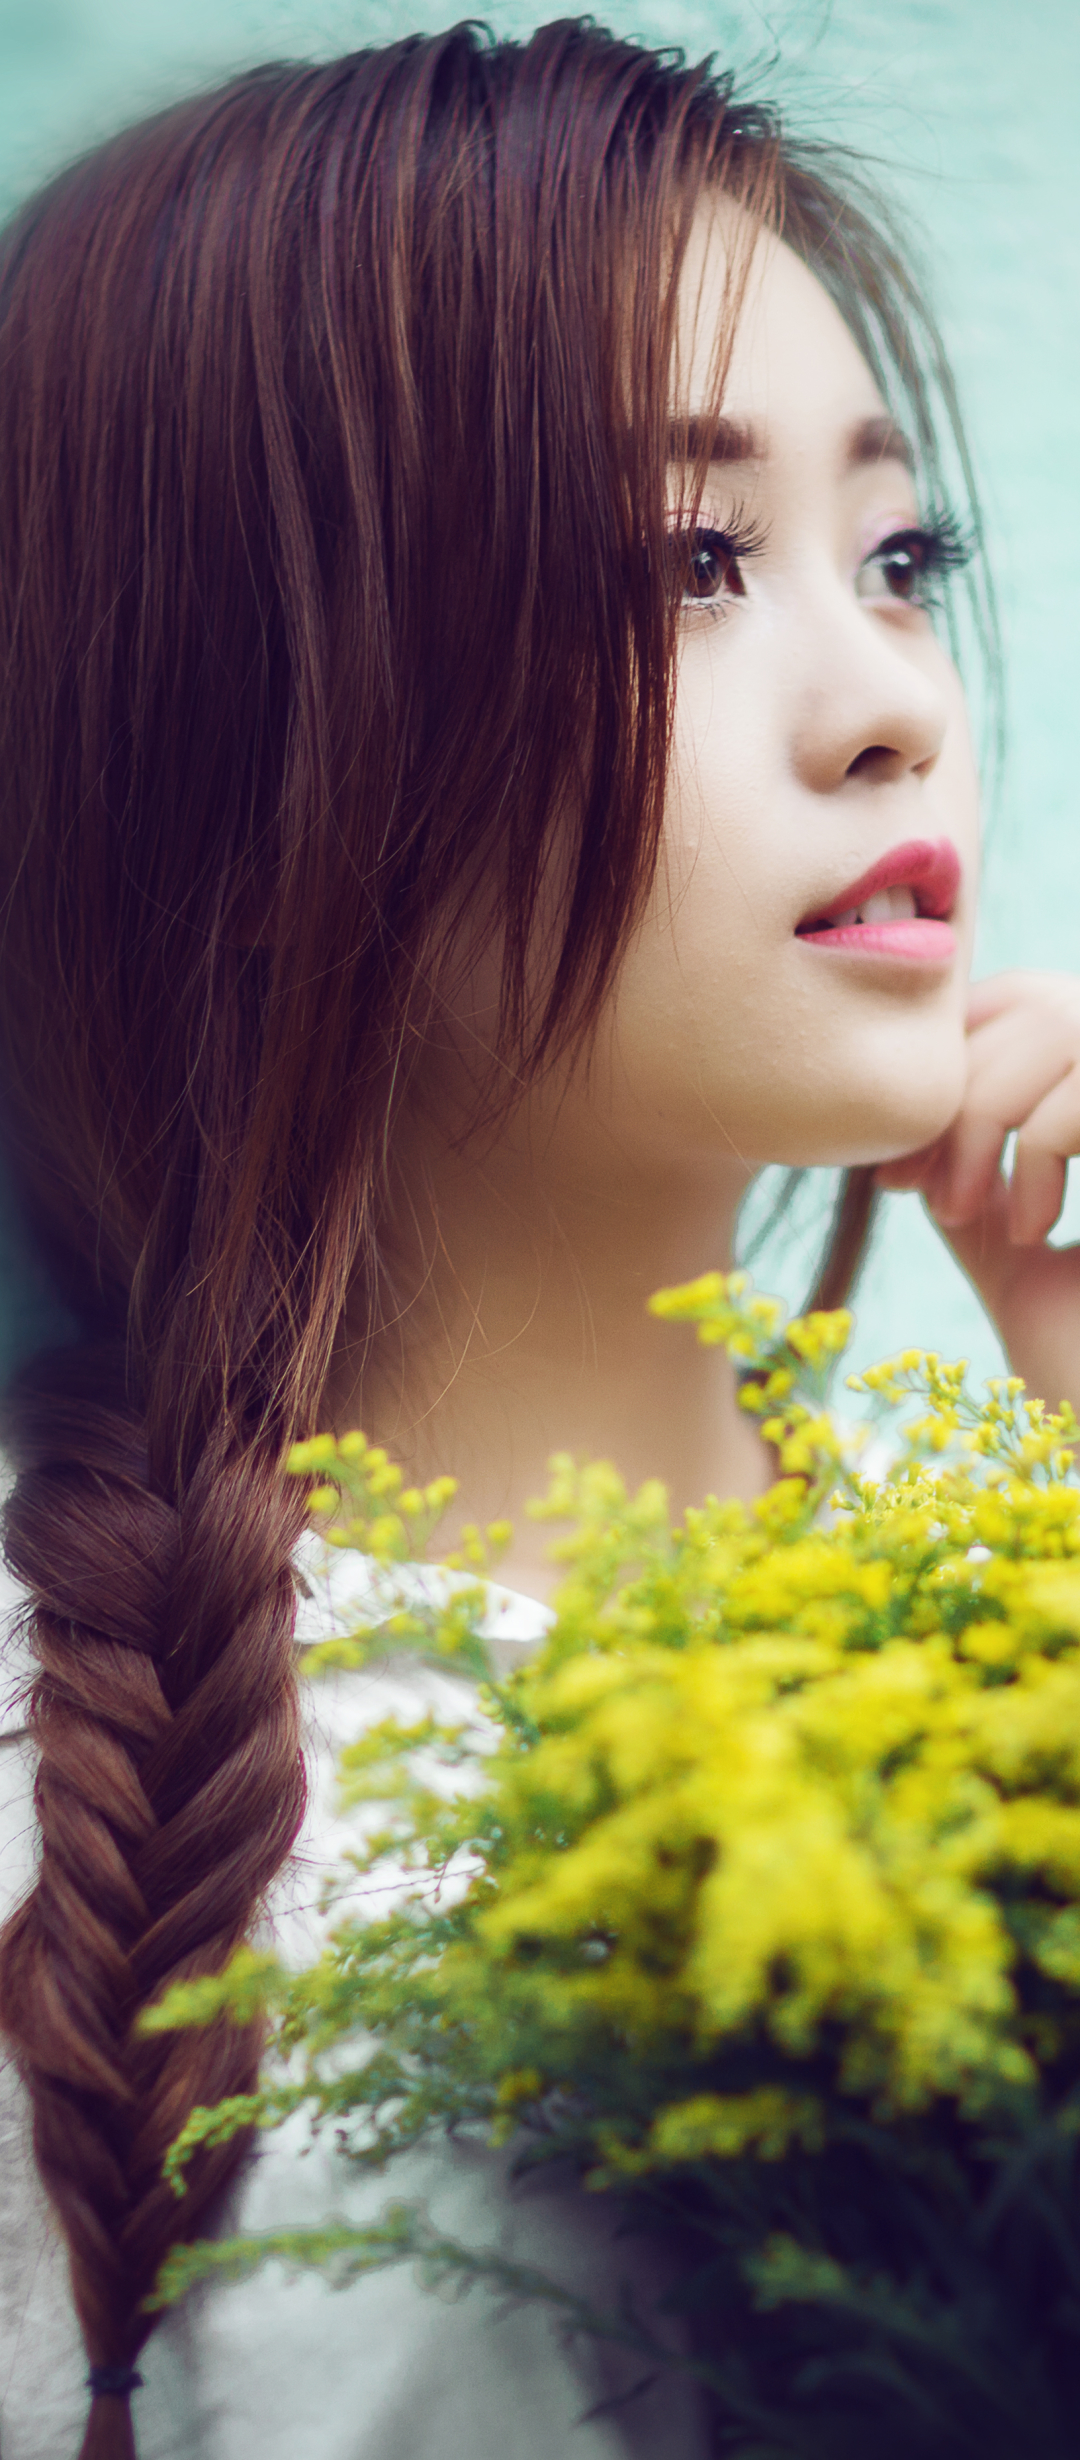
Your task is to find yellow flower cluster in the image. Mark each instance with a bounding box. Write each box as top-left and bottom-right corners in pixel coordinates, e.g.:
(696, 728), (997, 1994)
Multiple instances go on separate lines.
(154, 1274), (1080, 2234)
(286, 1428), (459, 1565)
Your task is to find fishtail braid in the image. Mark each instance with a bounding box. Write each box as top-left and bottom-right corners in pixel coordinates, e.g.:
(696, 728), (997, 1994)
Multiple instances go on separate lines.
(0, 1345), (307, 2457)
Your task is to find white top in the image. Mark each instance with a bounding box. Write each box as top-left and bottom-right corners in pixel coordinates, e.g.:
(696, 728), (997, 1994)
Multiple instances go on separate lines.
(0, 1546), (710, 2460)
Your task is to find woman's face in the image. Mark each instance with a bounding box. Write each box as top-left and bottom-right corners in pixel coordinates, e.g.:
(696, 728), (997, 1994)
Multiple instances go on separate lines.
(603, 206), (980, 1176)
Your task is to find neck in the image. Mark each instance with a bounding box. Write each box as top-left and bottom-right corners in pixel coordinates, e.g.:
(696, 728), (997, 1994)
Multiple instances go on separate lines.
(328, 1109), (769, 1603)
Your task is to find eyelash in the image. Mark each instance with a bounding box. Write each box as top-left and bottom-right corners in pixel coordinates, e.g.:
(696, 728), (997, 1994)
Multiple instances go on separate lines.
(859, 509), (974, 608)
(670, 504), (974, 613)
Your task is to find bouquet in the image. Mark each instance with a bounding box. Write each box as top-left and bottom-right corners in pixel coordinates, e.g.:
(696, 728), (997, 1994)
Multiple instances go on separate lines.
(146, 1277), (1080, 2458)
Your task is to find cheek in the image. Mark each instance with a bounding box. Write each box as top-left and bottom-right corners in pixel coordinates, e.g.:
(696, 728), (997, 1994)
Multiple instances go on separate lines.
(605, 767), (798, 1161)
(610, 637), (786, 1105)
(600, 647), (979, 1173)
(610, 892), (972, 1171)
(650, 631), (785, 986)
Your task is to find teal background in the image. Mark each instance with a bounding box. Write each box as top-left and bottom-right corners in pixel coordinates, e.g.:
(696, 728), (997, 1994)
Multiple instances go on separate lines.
(0, 0), (1077, 1383)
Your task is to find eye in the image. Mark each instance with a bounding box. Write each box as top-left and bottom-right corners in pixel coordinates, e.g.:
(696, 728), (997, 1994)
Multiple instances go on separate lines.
(679, 529), (745, 604)
(669, 521), (763, 609)
(855, 521), (971, 611)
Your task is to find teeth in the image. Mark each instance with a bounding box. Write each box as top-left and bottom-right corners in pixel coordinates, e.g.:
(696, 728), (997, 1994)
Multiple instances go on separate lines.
(804, 882), (921, 934)
(824, 885), (918, 929)
(859, 885), (917, 924)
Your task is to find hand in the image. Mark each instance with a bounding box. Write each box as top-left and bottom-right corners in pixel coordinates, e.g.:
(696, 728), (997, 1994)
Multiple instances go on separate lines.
(875, 972), (1080, 1414)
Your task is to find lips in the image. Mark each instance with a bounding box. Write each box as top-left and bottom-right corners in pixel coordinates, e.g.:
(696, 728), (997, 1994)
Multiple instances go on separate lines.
(795, 838), (960, 964)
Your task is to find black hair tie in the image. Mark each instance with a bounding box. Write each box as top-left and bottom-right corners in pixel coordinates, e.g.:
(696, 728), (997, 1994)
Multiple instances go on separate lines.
(87, 2364), (144, 2399)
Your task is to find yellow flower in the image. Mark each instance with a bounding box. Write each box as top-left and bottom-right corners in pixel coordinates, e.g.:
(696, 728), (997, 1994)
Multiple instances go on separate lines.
(260, 1274), (1080, 2185)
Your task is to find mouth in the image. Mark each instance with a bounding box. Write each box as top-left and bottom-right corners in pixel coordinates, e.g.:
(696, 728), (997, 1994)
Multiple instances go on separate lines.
(795, 838), (961, 964)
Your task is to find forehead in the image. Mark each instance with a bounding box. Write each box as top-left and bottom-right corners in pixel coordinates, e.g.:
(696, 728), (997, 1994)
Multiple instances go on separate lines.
(675, 199), (893, 458)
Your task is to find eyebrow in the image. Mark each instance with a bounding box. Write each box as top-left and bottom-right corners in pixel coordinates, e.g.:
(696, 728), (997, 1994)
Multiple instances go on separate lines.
(847, 413), (916, 474)
(666, 410), (917, 474)
(667, 416), (761, 465)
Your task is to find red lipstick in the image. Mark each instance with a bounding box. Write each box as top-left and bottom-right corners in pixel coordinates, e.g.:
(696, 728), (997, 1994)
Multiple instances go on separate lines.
(795, 838), (960, 964)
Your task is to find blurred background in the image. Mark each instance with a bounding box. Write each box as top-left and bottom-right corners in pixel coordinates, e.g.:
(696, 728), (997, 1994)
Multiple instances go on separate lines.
(0, 0), (1076, 1385)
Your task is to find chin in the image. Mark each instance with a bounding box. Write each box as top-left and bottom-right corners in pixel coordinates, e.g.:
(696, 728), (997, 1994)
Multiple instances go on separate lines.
(759, 1065), (967, 1173)
(795, 1019), (969, 1169)
(804, 1101), (962, 1172)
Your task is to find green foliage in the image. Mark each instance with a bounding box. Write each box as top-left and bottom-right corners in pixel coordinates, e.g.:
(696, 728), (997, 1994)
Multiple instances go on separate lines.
(146, 1276), (1080, 2454)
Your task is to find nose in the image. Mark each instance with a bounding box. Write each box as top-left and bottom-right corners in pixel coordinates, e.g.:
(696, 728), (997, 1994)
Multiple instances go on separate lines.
(789, 566), (950, 797)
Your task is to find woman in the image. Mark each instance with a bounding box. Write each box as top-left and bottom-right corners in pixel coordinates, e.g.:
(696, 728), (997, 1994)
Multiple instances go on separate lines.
(1, 20), (1079, 2459)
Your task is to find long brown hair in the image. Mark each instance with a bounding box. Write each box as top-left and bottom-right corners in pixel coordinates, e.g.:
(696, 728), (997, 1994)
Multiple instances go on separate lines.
(0, 23), (985, 2455)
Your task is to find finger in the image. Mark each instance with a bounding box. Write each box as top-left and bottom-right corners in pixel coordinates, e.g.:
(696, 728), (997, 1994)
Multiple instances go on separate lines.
(966, 971), (1033, 1032)
(874, 1140), (945, 1195)
(1008, 1145), (1067, 1247)
(966, 969), (1080, 1035)
(923, 1108), (1010, 1228)
(929, 1169), (1016, 1320)
(880, 984), (1080, 1225)
(1008, 1064), (1080, 1243)
(939, 1215), (1080, 1409)
(962, 1004), (1076, 1100)
(930, 1018), (1076, 1226)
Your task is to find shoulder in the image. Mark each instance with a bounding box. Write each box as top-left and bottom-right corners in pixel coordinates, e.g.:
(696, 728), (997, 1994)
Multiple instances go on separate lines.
(0, 1554), (37, 1922)
(0, 1540), (552, 1943)
(166, 2124), (710, 2460)
(293, 1533), (552, 1663)
(273, 1540), (552, 1962)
